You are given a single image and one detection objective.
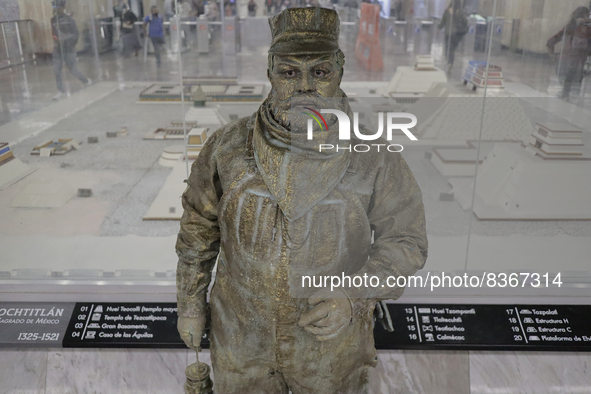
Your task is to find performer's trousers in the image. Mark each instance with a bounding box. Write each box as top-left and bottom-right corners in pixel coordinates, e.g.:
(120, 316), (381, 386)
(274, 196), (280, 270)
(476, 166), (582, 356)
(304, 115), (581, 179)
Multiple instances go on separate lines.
(210, 355), (370, 394)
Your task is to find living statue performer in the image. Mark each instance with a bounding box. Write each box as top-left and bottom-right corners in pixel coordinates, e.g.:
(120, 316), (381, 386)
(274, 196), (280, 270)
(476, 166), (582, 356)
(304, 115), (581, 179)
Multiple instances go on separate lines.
(176, 7), (428, 394)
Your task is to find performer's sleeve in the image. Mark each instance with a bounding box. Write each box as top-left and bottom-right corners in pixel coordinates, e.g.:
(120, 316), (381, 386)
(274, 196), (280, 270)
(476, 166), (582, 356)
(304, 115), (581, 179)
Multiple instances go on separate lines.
(547, 28), (565, 52)
(176, 132), (223, 318)
(347, 153), (428, 316)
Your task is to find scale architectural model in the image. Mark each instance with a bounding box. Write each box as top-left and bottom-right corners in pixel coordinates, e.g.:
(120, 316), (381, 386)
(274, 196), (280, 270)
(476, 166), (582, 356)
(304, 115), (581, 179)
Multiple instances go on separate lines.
(381, 55), (447, 103)
(139, 83), (266, 102)
(449, 121), (591, 220)
(0, 143), (36, 190)
(31, 139), (80, 156)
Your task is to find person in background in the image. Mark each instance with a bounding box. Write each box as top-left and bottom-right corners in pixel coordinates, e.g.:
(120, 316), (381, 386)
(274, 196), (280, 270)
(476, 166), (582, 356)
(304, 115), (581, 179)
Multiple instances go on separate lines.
(206, 0), (220, 21)
(143, 6), (166, 66)
(225, 1), (234, 16)
(120, 3), (141, 57)
(438, 0), (469, 73)
(265, 0), (275, 15)
(547, 6), (591, 100)
(248, 0), (258, 16)
(163, 0), (174, 36)
(226, 0), (237, 16)
(193, 0), (206, 17)
(164, 0), (174, 21)
(280, 0), (291, 12)
(51, 0), (91, 100)
(113, 0), (125, 19)
(176, 0), (192, 47)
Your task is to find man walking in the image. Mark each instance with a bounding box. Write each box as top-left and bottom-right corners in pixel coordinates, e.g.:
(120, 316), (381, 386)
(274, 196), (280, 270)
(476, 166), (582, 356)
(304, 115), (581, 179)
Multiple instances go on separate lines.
(143, 6), (166, 66)
(51, 0), (91, 100)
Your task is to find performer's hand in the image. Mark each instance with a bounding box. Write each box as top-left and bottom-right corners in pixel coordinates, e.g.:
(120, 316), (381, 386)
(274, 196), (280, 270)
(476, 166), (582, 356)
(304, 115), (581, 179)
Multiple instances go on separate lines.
(298, 289), (352, 341)
(177, 315), (206, 351)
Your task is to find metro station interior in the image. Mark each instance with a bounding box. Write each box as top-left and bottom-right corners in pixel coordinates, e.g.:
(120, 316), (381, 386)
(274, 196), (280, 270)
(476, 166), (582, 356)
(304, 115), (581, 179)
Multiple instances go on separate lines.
(0, 0), (590, 392)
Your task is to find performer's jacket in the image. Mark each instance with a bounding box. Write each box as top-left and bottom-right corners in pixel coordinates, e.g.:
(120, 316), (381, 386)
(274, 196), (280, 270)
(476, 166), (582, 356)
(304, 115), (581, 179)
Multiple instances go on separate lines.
(176, 98), (428, 369)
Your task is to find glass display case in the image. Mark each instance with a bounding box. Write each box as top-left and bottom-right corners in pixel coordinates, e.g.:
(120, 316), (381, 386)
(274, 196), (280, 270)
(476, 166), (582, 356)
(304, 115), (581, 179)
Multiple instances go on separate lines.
(0, 0), (589, 392)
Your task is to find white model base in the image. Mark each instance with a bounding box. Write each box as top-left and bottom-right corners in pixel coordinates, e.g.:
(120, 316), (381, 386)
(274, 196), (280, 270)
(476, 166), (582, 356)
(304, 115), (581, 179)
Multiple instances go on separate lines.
(143, 160), (194, 220)
(423, 82), (514, 98)
(184, 107), (226, 126)
(431, 141), (522, 177)
(0, 158), (36, 190)
(431, 148), (486, 177)
(415, 95), (534, 142)
(11, 181), (76, 208)
(450, 143), (591, 220)
(381, 66), (447, 97)
(159, 145), (185, 167)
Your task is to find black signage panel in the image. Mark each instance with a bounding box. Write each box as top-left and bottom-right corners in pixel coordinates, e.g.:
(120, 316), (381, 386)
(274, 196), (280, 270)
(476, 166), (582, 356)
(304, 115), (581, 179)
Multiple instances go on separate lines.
(375, 304), (591, 351)
(0, 302), (76, 347)
(62, 303), (190, 348)
(3, 302), (590, 350)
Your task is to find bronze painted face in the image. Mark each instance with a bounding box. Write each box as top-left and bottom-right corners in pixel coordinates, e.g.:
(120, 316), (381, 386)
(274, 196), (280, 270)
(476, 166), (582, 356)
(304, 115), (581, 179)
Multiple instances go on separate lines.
(267, 53), (343, 131)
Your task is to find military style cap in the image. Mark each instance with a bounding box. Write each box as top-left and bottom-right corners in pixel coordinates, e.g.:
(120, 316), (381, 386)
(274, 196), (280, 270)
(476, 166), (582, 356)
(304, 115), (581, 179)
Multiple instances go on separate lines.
(268, 7), (341, 55)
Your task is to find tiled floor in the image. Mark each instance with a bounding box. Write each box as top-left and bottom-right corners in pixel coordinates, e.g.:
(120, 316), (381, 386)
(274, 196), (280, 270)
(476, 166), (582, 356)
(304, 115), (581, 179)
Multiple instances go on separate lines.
(1, 348), (590, 393)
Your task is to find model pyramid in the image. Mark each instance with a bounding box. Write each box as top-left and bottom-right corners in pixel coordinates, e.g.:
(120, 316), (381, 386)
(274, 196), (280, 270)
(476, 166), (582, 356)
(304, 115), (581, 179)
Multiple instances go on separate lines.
(527, 122), (585, 158)
(416, 97), (534, 141)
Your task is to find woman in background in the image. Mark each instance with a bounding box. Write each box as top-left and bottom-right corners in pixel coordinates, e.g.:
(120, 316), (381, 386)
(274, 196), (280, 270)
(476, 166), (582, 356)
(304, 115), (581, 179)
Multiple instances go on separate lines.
(547, 6), (591, 100)
(438, 0), (468, 73)
(121, 3), (141, 57)
(248, 0), (258, 16)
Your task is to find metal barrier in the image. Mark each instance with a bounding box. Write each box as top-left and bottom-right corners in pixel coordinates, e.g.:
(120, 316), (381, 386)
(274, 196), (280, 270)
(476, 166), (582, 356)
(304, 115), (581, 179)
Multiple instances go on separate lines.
(0, 20), (36, 70)
(196, 19), (210, 53)
(382, 18), (436, 56)
(99, 20), (221, 58)
(222, 17), (239, 54)
(411, 19), (434, 55)
(485, 17), (505, 56)
(460, 16), (479, 55)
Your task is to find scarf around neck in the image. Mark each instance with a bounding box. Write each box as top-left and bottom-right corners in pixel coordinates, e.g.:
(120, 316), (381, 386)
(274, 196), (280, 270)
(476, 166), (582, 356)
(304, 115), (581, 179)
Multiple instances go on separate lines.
(252, 91), (352, 221)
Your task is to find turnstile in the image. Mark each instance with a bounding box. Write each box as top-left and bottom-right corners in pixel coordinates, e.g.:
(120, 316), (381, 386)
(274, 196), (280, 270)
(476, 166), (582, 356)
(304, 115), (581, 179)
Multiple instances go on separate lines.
(485, 17), (504, 56)
(196, 18), (209, 54)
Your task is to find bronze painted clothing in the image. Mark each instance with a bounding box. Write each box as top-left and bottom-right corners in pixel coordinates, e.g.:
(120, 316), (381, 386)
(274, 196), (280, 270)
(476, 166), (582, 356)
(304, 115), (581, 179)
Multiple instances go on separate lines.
(176, 106), (428, 392)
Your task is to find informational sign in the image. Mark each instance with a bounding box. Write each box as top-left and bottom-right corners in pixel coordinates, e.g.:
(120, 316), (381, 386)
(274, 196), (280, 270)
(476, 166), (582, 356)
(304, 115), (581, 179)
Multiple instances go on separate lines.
(0, 302), (75, 347)
(2, 302), (590, 350)
(375, 304), (591, 351)
(62, 303), (187, 348)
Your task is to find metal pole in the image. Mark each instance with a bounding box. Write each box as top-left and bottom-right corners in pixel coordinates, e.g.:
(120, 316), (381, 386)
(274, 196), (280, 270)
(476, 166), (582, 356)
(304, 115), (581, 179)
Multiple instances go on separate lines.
(87, 0), (101, 73)
(27, 21), (37, 65)
(464, 0), (498, 272)
(56, 11), (69, 94)
(14, 22), (25, 65)
(1, 24), (11, 68)
(556, 27), (567, 92)
(446, 11), (453, 66)
(144, 20), (149, 62)
(174, 0), (190, 178)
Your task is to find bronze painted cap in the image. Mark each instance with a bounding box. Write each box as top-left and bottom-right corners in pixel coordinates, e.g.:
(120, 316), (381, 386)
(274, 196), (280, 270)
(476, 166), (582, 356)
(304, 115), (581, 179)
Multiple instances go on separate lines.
(268, 7), (341, 55)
